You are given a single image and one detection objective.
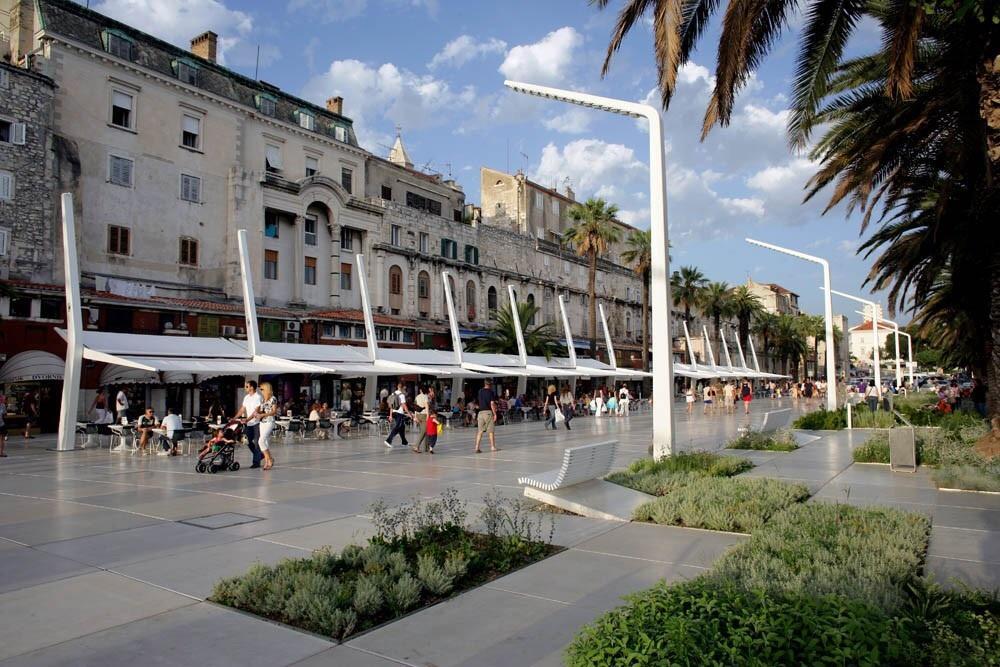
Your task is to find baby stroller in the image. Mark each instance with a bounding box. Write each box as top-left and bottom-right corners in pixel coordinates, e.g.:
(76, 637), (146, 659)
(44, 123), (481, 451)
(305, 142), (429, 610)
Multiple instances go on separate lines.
(196, 420), (243, 473)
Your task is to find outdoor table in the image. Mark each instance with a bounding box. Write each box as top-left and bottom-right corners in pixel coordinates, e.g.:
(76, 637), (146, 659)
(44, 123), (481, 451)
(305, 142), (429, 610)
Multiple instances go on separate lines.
(329, 416), (351, 439)
(520, 407), (533, 421)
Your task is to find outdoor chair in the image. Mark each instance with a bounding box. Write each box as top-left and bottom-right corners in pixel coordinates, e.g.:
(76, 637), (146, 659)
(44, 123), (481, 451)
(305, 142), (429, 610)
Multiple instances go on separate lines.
(317, 419), (332, 439)
(303, 420), (318, 439)
(285, 420), (303, 442)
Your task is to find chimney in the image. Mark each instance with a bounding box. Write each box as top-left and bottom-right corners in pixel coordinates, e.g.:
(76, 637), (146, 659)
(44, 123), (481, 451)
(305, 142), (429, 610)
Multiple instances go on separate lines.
(563, 184), (575, 201)
(190, 31), (218, 63)
(326, 96), (344, 115)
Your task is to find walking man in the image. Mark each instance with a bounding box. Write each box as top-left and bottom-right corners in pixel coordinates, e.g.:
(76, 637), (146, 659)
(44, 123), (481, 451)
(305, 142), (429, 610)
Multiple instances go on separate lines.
(412, 386), (437, 453)
(474, 379), (499, 453)
(384, 382), (412, 449)
(235, 380), (263, 469)
(115, 388), (129, 424)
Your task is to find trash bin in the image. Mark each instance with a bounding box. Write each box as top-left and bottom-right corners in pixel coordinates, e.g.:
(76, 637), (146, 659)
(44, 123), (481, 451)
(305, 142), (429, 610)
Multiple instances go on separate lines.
(889, 426), (916, 473)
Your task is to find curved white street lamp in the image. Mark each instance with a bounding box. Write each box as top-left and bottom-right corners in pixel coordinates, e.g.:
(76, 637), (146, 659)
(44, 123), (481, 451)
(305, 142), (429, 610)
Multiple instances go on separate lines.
(504, 80), (675, 458)
(828, 288), (882, 393)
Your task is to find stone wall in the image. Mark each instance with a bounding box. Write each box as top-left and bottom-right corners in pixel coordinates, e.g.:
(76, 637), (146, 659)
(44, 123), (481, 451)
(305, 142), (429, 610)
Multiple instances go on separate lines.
(0, 61), (56, 281)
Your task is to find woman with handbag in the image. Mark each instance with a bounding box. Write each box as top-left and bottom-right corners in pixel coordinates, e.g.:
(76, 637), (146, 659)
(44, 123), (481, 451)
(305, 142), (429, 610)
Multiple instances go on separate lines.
(543, 384), (559, 430)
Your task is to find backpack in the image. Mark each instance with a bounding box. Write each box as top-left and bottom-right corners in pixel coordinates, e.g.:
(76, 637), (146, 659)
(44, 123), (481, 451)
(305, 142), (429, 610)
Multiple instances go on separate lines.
(392, 391), (404, 410)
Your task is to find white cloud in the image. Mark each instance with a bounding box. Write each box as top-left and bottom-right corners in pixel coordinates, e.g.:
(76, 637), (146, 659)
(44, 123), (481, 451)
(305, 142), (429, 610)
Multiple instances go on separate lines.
(302, 59), (476, 150)
(747, 158), (816, 193)
(93, 0), (253, 65)
(498, 27), (582, 86)
(721, 197), (766, 218)
(428, 35), (507, 69)
(543, 108), (593, 134)
(286, 0), (368, 22)
(531, 139), (647, 198)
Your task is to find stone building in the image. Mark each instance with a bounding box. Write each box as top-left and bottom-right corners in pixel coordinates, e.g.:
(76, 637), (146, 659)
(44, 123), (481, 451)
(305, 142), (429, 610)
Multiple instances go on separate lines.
(746, 279), (800, 316)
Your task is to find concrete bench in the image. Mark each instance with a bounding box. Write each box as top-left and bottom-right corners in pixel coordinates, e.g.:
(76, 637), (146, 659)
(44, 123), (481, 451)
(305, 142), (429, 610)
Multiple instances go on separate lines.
(518, 441), (654, 521)
(739, 408), (792, 436)
(518, 441), (618, 492)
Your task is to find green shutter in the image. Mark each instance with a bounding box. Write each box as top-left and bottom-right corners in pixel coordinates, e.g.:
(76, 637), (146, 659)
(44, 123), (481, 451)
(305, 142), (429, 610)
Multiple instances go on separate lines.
(441, 238), (447, 257)
(197, 316), (219, 337)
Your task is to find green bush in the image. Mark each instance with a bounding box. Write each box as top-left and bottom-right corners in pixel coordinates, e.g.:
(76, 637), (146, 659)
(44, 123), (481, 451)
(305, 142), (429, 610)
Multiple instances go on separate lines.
(633, 477), (809, 533)
(726, 429), (798, 451)
(932, 465), (1000, 492)
(606, 451), (752, 496)
(853, 406), (898, 428)
(902, 583), (1000, 667)
(566, 578), (918, 667)
(792, 408), (847, 429)
(710, 502), (930, 611)
(853, 435), (891, 463)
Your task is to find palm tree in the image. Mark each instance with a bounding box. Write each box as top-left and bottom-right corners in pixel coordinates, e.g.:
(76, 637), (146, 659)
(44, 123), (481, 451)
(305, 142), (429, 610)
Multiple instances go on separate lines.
(670, 266), (707, 325)
(468, 301), (566, 360)
(621, 229), (652, 371)
(775, 314), (808, 378)
(728, 285), (763, 353)
(564, 198), (622, 357)
(699, 281), (732, 359)
(752, 312), (780, 373)
(802, 314), (826, 378)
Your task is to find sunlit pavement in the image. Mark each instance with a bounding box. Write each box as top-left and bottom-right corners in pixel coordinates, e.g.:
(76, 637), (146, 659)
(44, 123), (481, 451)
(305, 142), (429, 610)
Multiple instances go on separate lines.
(0, 398), (995, 666)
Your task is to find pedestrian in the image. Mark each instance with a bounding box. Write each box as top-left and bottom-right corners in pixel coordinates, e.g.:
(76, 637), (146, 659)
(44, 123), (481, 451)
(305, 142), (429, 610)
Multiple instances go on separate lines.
(412, 387), (438, 453)
(423, 407), (442, 454)
(414, 386), (428, 435)
(723, 381), (736, 414)
(702, 383), (713, 415)
(256, 382), (278, 470)
(560, 384), (575, 430)
(740, 380), (753, 415)
(594, 388), (606, 417)
(0, 394), (8, 457)
(235, 379), (264, 469)
(340, 383), (353, 413)
(90, 388), (110, 424)
(685, 385), (695, 414)
(384, 382), (412, 449)
(543, 383), (560, 429)
(865, 380), (879, 413)
(618, 384), (630, 416)
(22, 391), (37, 439)
(115, 387), (129, 424)
(474, 379), (499, 453)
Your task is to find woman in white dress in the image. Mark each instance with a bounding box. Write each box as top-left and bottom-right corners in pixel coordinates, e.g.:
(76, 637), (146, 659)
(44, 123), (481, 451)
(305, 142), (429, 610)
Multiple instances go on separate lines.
(256, 382), (278, 470)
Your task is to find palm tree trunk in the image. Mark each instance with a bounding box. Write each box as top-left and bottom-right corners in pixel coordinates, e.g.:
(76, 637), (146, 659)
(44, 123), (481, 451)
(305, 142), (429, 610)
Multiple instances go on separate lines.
(588, 251), (598, 358)
(980, 51), (1000, 417)
(641, 271), (650, 371)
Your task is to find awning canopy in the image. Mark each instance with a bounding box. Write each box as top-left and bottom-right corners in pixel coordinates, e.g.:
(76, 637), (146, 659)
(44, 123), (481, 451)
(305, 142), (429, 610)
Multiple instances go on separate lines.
(0, 350), (64, 383)
(100, 364), (158, 385)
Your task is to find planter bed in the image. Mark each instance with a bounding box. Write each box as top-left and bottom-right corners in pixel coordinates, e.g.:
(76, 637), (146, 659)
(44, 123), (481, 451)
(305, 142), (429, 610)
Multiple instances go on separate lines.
(725, 429), (799, 451)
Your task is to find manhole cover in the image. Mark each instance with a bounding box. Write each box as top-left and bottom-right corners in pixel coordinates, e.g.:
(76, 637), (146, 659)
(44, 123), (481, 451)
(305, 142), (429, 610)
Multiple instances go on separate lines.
(179, 513), (263, 529)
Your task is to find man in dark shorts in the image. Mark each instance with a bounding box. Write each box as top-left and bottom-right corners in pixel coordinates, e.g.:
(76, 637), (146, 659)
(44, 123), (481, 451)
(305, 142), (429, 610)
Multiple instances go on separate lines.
(474, 379), (499, 453)
(22, 391), (37, 439)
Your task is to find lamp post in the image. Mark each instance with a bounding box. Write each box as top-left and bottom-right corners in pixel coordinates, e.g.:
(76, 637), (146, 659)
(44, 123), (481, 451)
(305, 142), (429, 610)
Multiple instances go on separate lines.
(505, 80), (675, 458)
(828, 288), (882, 396)
(746, 238), (837, 410)
(879, 316), (904, 389)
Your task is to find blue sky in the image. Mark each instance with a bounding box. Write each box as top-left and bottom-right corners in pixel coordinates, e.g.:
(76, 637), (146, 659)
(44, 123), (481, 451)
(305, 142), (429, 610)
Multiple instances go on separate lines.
(87, 0), (893, 323)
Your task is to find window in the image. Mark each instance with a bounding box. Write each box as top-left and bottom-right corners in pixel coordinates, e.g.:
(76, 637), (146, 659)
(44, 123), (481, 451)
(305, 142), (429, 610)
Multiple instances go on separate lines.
(109, 155), (133, 187)
(107, 225), (130, 255)
(305, 156), (318, 177)
(626, 313), (632, 337)
(376, 327), (387, 341)
(181, 114), (200, 149)
(354, 325), (365, 339)
(180, 174), (201, 202)
(405, 191), (442, 216)
(0, 228), (9, 256)
(177, 61), (198, 85)
(340, 226), (353, 250)
(0, 119), (26, 145)
(321, 323), (334, 338)
(551, 199), (559, 215)
(265, 144), (282, 173)
(402, 330), (414, 343)
(389, 266), (402, 295)
(487, 286), (498, 318)
(341, 167), (353, 193)
(340, 262), (352, 290)
(389, 328), (401, 342)
(111, 90), (133, 129)
(0, 171), (13, 201)
(440, 238), (457, 260)
(417, 272), (430, 299)
(534, 192), (543, 208)
(179, 237), (198, 265)
(197, 315), (220, 337)
(8, 296), (31, 318)
(419, 232), (428, 254)
(264, 210), (279, 238)
(454, 209), (462, 222)
(304, 256), (316, 285)
(298, 110), (315, 131)
(390, 224), (401, 246)
(334, 126), (347, 142)
(466, 281), (476, 320)
(304, 216), (317, 245)
(527, 294), (536, 324)
(381, 185), (392, 200)
(338, 324), (352, 338)
(40, 298), (62, 320)
(0, 70), (7, 89)
(257, 95), (276, 117)
(464, 245), (479, 265)
(264, 250), (278, 280)
(106, 32), (133, 60)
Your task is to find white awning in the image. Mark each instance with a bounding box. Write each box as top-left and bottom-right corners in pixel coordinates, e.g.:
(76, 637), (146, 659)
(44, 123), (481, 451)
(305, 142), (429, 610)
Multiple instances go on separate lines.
(0, 350), (64, 383)
(461, 362), (530, 377)
(100, 364), (158, 385)
(162, 371), (195, 384)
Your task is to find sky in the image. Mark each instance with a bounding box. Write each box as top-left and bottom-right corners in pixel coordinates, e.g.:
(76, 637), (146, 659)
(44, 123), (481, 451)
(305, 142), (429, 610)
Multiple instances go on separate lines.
(82, 0), (895, 325)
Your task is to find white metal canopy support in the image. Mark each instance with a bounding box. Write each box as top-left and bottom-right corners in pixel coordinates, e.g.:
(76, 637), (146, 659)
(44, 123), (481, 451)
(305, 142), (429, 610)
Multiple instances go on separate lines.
(57, 193), (83, 451)
(702, 325), (717, 369)
(558, 294), (577, 368)
(829, 288), (881, 395)
(747, 238), (837, 410)
(747, 336), (761, 373)
(504, 80), (673, 458)
(682, 321), (698, 371)
(356, 253), (378, 363)
(236, 230), (261, 357)
(598, 302), (617, 370)
(507, 285), (528, 368)
(442, 270), (463, 366)
(735, 333), (750, 370)
(720, 328), (734, 368)
(901, 332), (914, 386)
(880, 315), (904, 388)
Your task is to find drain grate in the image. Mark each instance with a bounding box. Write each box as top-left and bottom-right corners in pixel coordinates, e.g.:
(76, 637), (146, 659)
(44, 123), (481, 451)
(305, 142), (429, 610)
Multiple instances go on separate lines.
(179, 512), (264, 529)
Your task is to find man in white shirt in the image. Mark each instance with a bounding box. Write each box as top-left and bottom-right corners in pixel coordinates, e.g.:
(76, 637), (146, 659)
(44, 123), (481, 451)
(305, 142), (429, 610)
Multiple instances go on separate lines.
(414, 386), (428, 433)
(618, 384), (630, 416)
(235, 380), (263, 468)
(115, 389), (129, 423)
(159, 407), (183, 456)
(384, 382), (412, 449)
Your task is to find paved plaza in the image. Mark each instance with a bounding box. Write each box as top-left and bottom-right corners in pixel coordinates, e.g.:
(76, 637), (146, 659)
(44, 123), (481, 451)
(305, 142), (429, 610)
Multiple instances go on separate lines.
(0, 400), (997, 666)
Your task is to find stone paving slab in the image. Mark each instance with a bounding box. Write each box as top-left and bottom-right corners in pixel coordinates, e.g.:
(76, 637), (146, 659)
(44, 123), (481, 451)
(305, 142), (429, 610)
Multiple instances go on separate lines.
(290, 646), (409, 666)
(255, 515), (378, 552)
(0, 543), (98, 594)
(926, 556), (1000, 592)
(0, 508), (163, 546)
(0, 602), (332, 667)
(572, 522), (747, 567)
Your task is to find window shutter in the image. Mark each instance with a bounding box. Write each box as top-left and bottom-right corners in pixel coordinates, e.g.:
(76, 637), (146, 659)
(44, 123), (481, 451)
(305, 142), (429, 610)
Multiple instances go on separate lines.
(183, 115), (200, 134)
(440, 238), (447, 256)
(0, 229), (8, 256)
(11, 123), (26, 145)
(113, 91), (133, 110)
(266, 145), (282, 169)
(0, 172), (12, 200)
(335, 126), (346, 142)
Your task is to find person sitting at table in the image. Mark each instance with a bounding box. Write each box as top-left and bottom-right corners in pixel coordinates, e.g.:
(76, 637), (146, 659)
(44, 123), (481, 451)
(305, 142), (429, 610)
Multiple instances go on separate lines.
(464, 399), (478, 427)
(136, 407), (158, 455)
(207, 398), (226, 424)
(159, 407), (183, 456)
(377, 397), (391, 419)
(308, 401), (328, 439)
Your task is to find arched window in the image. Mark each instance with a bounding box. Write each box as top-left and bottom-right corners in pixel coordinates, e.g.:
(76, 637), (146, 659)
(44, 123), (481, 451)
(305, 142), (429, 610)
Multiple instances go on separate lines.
(417, 271), (430, 317)
(388, 265), (403, 312)
(526, 293), (536, 325)
(466, 281), (477, 321)
(487, 286), (498, 318)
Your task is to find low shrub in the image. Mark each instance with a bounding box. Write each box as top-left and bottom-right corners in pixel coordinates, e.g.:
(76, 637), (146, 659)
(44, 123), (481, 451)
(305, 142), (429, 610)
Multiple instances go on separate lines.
(853, 406), (898, 428)
(793, 407), (847, 430)
(901, 583), (1000, 667)
(932, 465), (1000, 492)
(726, 429), (798, 451)
(633, 477), (809, 533)
(853, 434), (891, 463)
(606, 451), (752, 496)
(566, 578), (918, 667)
(710, 503), (930, 612)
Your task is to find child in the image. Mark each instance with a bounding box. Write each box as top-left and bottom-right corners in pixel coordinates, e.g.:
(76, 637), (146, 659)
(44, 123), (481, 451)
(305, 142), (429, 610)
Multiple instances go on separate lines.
(425, 408), (442, 454)
(199, 422), (236, 458)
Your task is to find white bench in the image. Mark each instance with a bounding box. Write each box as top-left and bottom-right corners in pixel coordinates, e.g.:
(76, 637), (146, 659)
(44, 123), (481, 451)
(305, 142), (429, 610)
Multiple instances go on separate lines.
(518, 441), (618, 491)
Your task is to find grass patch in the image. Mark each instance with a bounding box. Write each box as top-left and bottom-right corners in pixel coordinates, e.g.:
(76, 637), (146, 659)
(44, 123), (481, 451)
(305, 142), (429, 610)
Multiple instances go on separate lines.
(793, 407), (847, 429)
(210, 488), (558, 641)
(932, 466), (1000, 492)
(606, 451), (752, 496)
(710, 502), (930, 612)
(726, 429), (798, 451)
(633, 477), (809, 533)
(853, 435), (892, 463)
